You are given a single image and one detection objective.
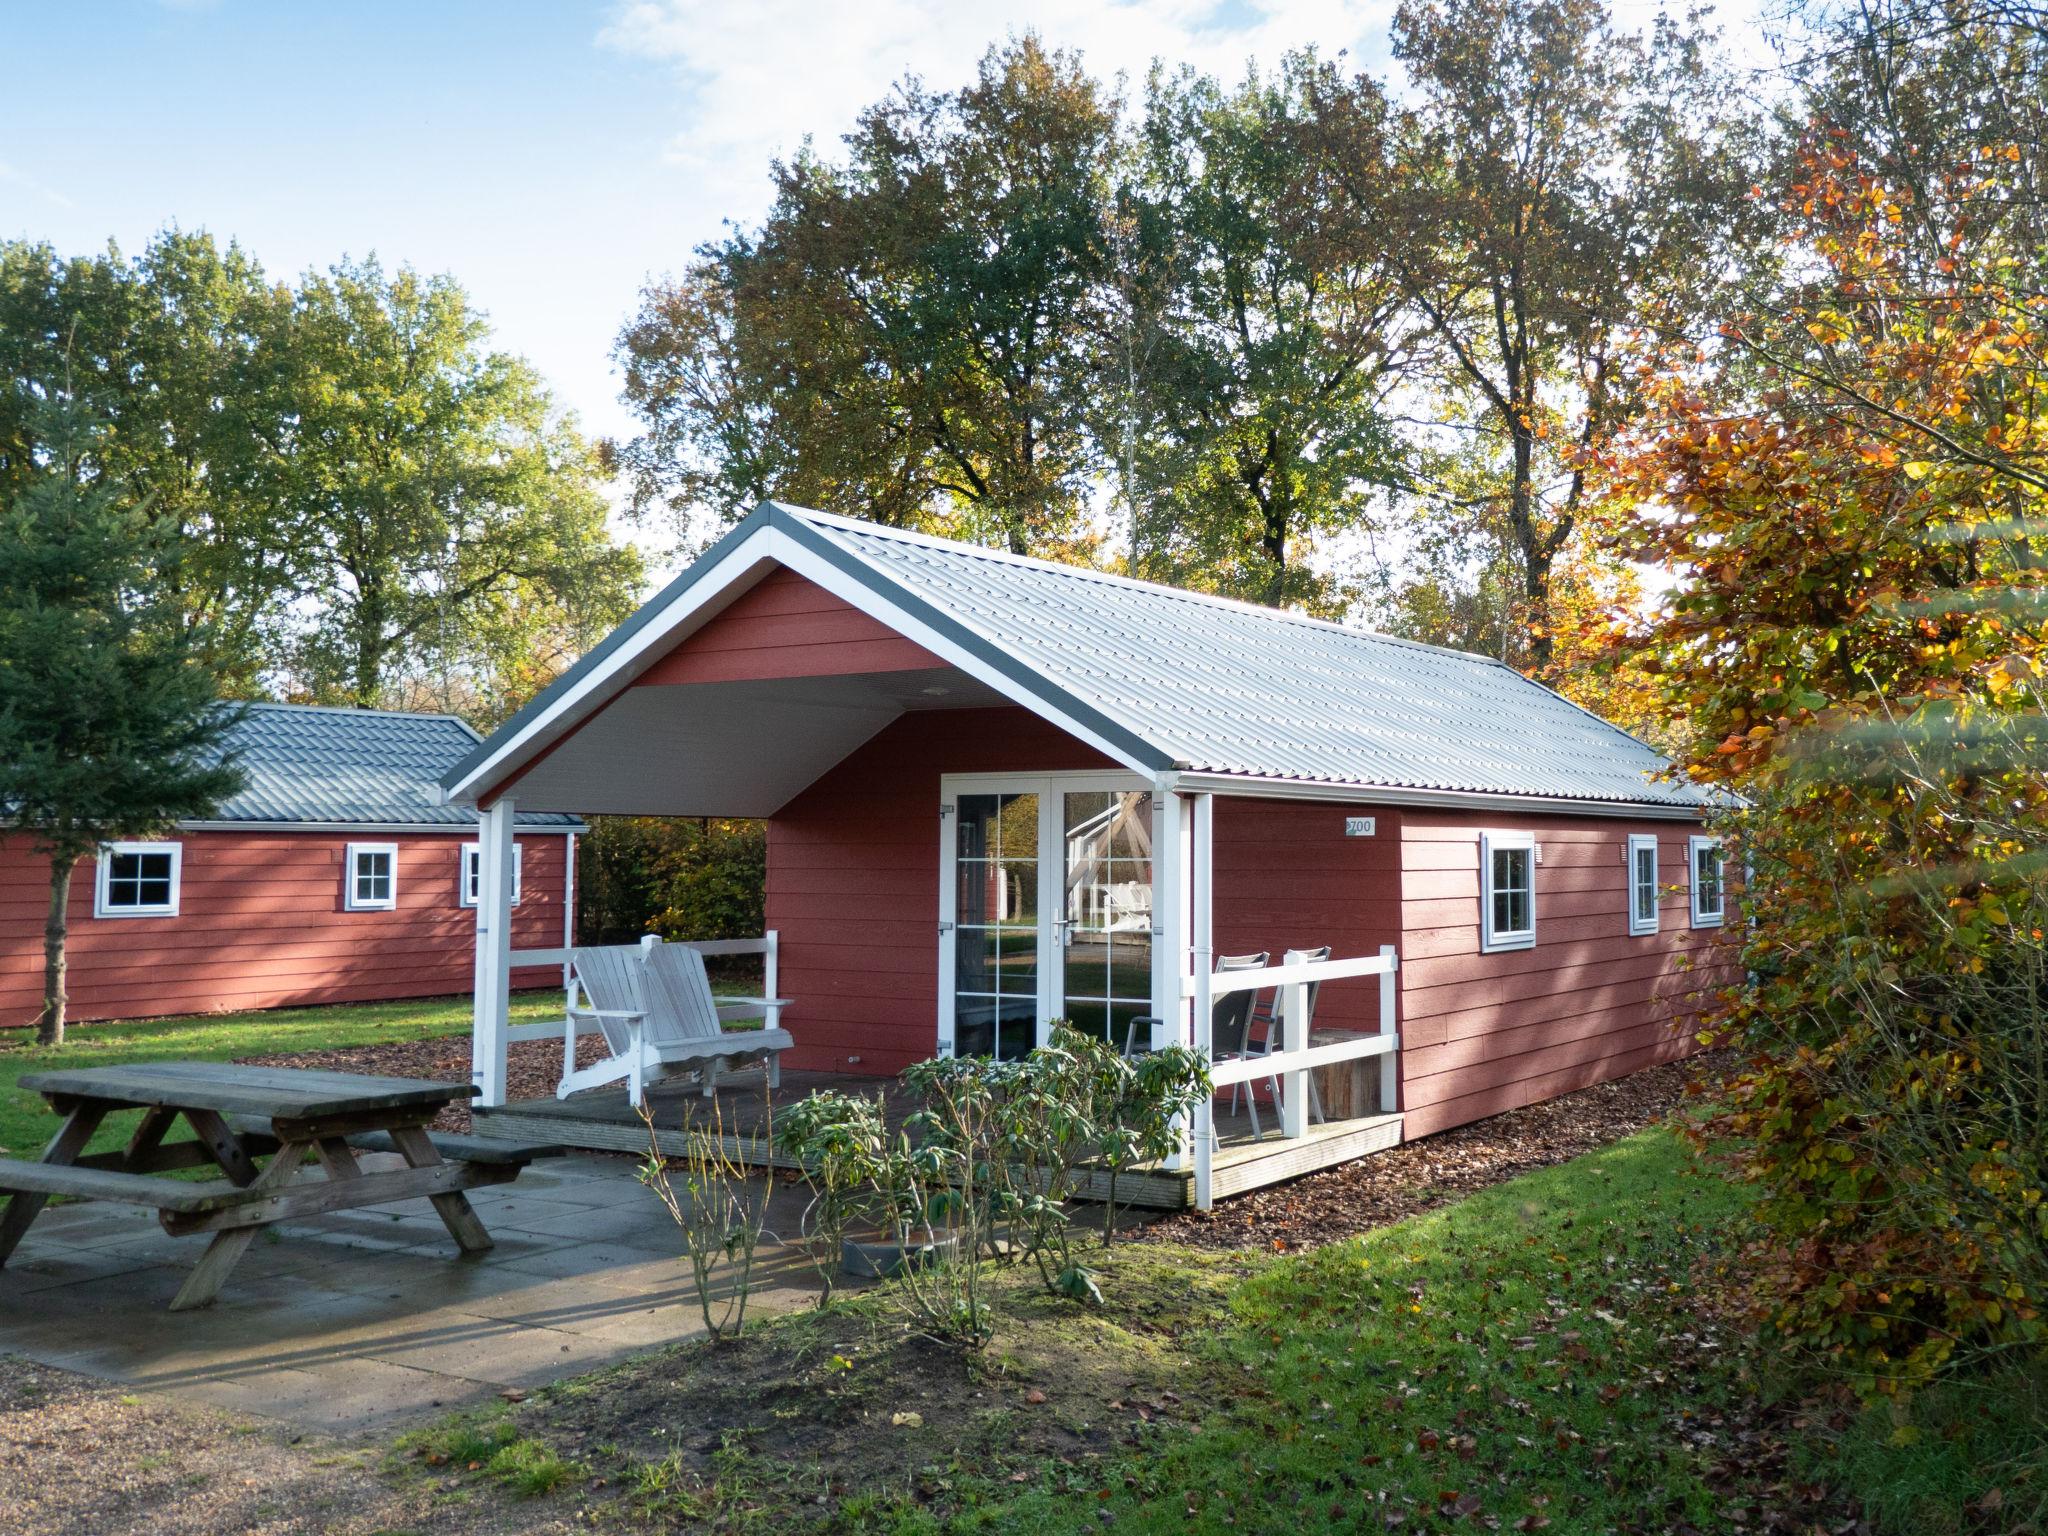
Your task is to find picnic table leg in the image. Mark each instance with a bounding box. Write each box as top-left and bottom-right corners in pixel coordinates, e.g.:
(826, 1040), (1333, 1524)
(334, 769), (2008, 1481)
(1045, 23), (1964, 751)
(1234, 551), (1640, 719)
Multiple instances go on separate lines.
(182, 1108), (260, 1186)
(121, 1106), (179, 1171)
(170, 1138), (311, 1312)
(0, 1102), (108, 1267)
(387, 1125), (494, 1255)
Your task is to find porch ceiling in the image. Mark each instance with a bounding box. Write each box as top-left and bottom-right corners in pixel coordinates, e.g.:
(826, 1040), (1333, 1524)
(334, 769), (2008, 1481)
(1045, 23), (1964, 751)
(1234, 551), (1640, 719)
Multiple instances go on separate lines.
(495, 667), (1011, 817)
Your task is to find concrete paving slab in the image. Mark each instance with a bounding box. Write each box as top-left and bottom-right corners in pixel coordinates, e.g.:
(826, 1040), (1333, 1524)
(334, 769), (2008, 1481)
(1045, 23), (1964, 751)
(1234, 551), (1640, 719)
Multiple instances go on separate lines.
(0, 1240), (166, 1295)
(0, 1154), (811, 1433)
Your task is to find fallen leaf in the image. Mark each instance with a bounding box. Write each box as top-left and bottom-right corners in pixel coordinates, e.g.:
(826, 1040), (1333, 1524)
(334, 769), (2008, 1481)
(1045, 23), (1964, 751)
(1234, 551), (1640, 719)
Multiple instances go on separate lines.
(891, 1411), (923, 1428)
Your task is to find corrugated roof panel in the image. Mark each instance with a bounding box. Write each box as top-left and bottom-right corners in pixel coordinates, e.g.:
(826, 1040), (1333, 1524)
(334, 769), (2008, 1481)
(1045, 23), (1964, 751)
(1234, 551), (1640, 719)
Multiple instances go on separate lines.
(209, 705), (581, 828)
(798, 512), (1711, 809)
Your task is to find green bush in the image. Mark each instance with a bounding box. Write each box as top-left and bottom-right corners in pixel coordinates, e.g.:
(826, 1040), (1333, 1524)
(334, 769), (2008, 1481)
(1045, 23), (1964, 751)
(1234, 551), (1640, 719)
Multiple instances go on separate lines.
(575, 816), (764, 946)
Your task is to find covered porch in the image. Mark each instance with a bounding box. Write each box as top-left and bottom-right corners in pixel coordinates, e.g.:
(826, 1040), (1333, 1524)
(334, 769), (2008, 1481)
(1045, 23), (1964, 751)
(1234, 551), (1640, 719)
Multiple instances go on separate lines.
(448, 510), (1408, 1209)
(464, 801), (1406, 1211)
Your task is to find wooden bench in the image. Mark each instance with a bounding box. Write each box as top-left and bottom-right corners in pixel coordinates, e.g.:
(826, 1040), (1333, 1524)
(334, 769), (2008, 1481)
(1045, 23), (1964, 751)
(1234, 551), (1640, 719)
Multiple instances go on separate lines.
(0, 1062), (570, 1311)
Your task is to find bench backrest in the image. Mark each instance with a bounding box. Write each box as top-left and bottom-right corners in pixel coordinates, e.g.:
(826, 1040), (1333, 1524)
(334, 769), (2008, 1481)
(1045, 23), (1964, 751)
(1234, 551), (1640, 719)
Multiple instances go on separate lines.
(641, 940), (725, 1044)
(570, 945), (652, 1058)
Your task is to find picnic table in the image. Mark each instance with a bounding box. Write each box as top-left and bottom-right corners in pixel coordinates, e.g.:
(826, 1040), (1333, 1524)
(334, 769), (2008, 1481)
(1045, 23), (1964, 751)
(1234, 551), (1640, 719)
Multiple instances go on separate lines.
(0, 1062), (563, 1311)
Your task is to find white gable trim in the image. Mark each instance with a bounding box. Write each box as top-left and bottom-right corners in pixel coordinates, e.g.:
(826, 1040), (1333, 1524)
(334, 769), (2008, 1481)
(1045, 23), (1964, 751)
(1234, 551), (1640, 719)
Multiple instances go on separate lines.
(441, 521), (1162, 807)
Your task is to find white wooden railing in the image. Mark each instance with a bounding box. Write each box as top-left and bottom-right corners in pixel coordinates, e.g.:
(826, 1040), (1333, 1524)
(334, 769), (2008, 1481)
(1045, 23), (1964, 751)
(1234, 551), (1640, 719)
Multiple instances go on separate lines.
(1183, 943), (1399, 1209)
(503, 932), (781, 1045)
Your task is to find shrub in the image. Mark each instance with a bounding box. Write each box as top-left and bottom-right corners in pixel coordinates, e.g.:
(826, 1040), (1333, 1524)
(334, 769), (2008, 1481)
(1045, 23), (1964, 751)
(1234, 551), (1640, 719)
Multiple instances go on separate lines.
(1709, 707), (2047, 1397)
(637, 1096), (773, 1341)
(771, 1089), (887, 1304)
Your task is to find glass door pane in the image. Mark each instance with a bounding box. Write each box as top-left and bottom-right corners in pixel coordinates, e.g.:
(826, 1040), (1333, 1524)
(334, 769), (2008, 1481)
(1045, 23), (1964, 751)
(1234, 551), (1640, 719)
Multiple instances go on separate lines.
(1058, 790), (1153, 1051)
(952, 791), (1041, 1061)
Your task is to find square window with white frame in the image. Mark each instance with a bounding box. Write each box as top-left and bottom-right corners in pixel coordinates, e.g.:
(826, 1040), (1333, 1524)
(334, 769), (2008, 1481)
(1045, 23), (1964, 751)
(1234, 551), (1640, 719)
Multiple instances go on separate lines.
(460, 842), (522, 907)
(1481, 830), (1537, 952)
(95, 841), (182, 918)
(1627, 834), (1660, 936)
(1690, 835), (1725, 927)
(345, 843), (399, 911)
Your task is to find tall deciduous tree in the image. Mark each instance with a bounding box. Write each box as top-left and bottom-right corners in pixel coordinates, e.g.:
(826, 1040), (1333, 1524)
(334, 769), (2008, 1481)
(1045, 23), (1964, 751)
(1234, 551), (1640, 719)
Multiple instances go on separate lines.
(0, 235), (640, 716)
(1118, 55), (1407, 610)
(1316, 0), (1760, 669)
(1603, 0), (2048, 1390)
(0, 403), (244, 1045)
(279, 258), (639, 707)
(614, 36), (1118, 555)
(0, 231), (296, 692)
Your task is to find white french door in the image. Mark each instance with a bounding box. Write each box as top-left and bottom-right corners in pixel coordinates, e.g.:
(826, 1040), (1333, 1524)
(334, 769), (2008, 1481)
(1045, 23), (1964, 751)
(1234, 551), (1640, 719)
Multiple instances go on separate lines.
(938, 773), (1156, 1060)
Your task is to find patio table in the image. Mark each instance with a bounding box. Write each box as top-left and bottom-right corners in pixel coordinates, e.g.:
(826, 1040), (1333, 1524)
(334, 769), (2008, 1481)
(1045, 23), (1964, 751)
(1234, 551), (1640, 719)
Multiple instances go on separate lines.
(0, 1061), (537, 1310)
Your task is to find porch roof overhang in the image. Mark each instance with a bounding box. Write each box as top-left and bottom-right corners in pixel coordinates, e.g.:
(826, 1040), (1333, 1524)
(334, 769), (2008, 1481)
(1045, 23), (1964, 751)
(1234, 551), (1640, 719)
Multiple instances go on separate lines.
(441, 501), (1721, 823)
(440, 508), (1175, 817)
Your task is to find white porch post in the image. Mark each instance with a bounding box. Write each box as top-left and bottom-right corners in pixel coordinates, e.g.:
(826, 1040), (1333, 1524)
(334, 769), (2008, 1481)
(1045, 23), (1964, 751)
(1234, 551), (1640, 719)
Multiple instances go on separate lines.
(1280, 974), (1310, 1140)
(1378, 942), (1400, 1114)
(1190, 791), (1216, 1211)
(1149, 784), (1188, 1170)
(1149, 785), (1189, 1055)
(470, 797), (516, 1108)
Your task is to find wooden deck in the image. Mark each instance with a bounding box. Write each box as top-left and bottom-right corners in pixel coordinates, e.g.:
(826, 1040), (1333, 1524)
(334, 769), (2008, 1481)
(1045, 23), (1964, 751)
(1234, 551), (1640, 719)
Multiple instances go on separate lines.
(471, 1068), (1402, 1210)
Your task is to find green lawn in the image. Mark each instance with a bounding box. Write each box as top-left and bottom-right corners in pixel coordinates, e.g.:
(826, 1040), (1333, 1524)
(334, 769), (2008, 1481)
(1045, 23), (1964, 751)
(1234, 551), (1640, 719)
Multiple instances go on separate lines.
(404, 1124), (2037, 1533)
(0, 992), (560, 1160)
(968, 1128), (1762, 1534)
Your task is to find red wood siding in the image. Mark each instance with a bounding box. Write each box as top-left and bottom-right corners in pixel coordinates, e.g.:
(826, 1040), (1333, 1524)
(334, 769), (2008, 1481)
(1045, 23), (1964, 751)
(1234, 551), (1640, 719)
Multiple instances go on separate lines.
(767, 707), (1116, 1074)
(1210, 798), (1404, 1047)
(0, 831), (571, 1029)
(637, 567), (944, 687)
(1394, 812), (1737, 1138)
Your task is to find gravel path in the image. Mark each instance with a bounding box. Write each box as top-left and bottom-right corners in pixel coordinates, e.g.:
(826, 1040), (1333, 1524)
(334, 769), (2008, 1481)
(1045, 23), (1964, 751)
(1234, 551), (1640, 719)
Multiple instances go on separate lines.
(0, 1357), (571, 1536)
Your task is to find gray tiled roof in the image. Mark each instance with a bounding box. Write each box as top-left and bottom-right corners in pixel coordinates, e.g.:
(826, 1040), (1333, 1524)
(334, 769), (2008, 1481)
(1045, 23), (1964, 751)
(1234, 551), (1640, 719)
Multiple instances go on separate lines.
(794, 510), (1713, 809)
(204, 704), (581, 829)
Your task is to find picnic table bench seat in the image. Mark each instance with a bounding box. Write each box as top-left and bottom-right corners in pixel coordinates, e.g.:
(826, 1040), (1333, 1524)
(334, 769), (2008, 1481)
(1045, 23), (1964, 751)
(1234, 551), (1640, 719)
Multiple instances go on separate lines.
(0, 1061), (563, 1311)
(0, 1158), (238, 1213)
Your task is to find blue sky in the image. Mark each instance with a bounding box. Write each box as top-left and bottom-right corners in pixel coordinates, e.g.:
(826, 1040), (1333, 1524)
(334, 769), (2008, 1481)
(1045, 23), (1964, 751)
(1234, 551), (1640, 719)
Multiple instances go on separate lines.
(2, 0), (1411, 460)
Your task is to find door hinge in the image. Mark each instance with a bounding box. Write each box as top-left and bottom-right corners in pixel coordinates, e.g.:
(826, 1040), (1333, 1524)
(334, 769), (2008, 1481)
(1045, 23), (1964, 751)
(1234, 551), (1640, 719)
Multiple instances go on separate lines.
(938, 921), (954, 935)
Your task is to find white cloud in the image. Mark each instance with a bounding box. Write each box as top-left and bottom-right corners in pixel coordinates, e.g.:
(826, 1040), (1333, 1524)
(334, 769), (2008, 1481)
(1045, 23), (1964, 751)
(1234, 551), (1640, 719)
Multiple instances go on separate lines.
(0, 157), (75, 211)
(599, 0), (1398, 215)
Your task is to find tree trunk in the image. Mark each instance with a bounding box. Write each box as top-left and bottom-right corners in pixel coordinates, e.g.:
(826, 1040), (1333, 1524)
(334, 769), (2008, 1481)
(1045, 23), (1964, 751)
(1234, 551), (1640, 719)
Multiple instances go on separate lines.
(38, 854), (74, 1047)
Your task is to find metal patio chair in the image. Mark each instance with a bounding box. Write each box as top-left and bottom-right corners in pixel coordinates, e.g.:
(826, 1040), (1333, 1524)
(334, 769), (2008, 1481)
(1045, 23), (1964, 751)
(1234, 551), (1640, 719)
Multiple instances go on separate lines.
(1207, 951), (1274, 1138)
(1244, 945), (1331, 1128)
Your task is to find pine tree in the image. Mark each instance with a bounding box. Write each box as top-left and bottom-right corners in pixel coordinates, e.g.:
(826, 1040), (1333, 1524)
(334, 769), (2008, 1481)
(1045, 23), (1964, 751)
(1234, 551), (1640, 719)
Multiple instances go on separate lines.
(0, 402), (244, 1044)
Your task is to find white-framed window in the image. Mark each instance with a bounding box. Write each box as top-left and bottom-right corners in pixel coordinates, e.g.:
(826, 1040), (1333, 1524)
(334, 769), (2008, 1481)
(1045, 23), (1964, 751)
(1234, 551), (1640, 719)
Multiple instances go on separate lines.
(1627, 834), (1660, 936)
(344, 843), (399, 911)
(1480, 830), (1537, 952)
(94, 841), (182, 918)
(460, 843), (523, 907)
(1690, 835), (1725, 927)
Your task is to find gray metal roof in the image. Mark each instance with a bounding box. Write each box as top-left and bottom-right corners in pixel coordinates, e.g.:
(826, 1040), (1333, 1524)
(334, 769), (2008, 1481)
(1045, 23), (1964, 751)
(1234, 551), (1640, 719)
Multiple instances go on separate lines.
(202, 704), (581, 829)
(792, 509), (1713, 809)
(444, 500), (1713, 814)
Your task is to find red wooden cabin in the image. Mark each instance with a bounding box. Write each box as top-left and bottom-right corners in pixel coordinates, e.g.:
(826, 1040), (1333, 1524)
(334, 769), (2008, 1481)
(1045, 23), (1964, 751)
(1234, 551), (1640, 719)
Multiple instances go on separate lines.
(446, 506), (1734, 1207)
(0, 704), (579, 1029)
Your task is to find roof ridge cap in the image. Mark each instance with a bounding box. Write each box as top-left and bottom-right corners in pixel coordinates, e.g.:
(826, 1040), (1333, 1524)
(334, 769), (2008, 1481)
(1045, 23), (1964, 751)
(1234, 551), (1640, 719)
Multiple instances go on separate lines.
(237, 700), (473, 725)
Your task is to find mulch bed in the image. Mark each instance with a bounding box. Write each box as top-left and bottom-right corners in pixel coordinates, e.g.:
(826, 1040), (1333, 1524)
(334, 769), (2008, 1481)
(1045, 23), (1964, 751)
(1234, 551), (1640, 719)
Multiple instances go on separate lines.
(244, 1027), (1734, 1259)
(1138, 1049), (1734, 1252)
